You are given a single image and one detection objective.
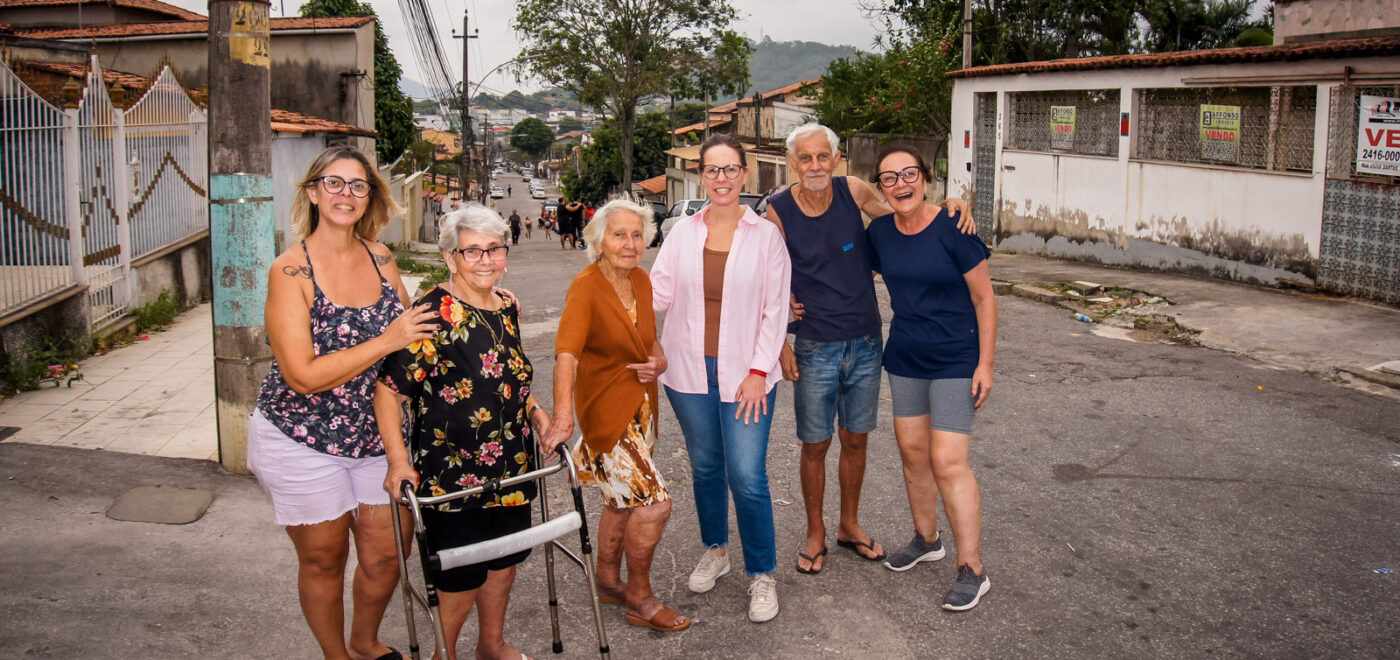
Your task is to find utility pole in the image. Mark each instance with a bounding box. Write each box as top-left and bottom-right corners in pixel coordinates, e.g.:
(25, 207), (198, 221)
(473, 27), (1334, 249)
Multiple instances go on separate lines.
(455, 11), (478, 203)
(208, 0), (274, 474)
(962, 0), (973, 69)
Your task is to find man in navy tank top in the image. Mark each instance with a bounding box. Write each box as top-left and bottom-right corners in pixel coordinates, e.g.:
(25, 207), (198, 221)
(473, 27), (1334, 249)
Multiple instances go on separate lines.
(766, 123), (973, 574)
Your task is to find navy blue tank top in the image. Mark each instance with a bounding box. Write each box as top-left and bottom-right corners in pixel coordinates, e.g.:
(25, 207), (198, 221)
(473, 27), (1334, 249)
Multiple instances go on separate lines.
(768, 177), (881, 342)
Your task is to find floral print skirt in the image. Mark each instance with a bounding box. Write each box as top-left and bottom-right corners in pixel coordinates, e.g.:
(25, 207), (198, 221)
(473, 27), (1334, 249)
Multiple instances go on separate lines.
(573, 393), (669, 509)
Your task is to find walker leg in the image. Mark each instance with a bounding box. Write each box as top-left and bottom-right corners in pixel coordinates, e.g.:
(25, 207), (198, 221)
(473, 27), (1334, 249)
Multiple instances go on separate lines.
(390, 503), (421, 660)
(571, 484), (610, 659)
(537, 457), (564, 653)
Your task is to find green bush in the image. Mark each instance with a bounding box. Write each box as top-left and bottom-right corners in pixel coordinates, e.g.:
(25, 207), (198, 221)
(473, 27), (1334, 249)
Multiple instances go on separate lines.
(133, 290), (187, 334)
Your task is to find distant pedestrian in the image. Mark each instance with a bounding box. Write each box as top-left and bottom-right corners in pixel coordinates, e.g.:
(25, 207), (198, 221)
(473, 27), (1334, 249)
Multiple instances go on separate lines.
(248, 144), (437, 660)
(866, 143), (997, 612)
(508, 184), (513, 197)
(508, 210), (522, 245)
(561, 199), (585, 250)
(523, 215), (533, 240)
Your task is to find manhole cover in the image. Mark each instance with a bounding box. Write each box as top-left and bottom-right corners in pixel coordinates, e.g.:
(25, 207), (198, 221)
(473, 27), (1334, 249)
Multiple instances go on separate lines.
(107, 485), (214, 524)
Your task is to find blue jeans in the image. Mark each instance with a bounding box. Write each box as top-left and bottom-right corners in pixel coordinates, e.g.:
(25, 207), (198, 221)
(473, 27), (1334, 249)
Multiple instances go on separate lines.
(791, 332), (883, 443)
(665, 356), (778, 575)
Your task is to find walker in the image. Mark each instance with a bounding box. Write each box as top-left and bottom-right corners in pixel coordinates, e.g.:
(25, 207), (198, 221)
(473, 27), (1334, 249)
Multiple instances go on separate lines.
(390, 442), (611, 659)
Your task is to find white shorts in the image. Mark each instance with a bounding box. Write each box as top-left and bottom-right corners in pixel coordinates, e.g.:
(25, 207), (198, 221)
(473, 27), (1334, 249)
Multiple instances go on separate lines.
(247, 409), (391, 526)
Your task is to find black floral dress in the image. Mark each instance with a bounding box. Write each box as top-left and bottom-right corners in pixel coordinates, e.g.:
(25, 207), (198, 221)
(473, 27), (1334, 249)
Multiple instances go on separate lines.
(380, 287), (536, 512)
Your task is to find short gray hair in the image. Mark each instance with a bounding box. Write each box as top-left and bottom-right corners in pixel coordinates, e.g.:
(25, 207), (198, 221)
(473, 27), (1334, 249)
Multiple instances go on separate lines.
(437, 203), (508, 252)
(785, 122), (840, 156)
(583, 198), (656, 262)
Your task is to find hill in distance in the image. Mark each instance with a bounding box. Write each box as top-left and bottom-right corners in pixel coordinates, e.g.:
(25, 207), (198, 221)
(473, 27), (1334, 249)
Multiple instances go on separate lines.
(402, 37), (862, 110)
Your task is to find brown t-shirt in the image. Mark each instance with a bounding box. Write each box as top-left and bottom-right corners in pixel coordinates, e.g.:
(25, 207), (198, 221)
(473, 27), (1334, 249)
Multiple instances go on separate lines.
(703, 248), (728, 357)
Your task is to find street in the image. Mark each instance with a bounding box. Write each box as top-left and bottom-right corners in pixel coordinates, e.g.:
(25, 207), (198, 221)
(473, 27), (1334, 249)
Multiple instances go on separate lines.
(1, 210), (1397, 658)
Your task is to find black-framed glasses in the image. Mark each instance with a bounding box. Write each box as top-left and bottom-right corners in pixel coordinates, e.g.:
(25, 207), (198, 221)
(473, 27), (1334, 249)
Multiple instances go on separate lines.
(701, 164), (745, 180)
(451, 245), (510, 261)
(875, 166), (923, 188)
(315, 176), (372, 198)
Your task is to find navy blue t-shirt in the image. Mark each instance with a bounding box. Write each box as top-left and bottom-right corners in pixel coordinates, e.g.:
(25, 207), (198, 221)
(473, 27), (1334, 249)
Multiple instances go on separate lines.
(866, 209), (990, 379)
(767, 178), (881, 342)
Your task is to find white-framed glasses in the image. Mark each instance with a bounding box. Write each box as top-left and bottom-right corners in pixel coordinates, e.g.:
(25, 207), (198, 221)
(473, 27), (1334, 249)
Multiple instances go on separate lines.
(875, 166), (922, 188)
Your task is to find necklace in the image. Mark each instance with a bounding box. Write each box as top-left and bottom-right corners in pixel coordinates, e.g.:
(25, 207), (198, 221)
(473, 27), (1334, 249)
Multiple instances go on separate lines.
(446, 278), (504, 348)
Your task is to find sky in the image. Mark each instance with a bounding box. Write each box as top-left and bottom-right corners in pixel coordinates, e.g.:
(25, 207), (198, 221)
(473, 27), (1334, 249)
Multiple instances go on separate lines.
(165, 0), (883, 96)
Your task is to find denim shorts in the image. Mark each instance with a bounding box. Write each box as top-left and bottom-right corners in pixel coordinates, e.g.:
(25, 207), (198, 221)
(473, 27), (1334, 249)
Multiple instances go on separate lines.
(246, 409), (391, 526)
(887, 374), (977, 435)
(791, 332), (883, 443)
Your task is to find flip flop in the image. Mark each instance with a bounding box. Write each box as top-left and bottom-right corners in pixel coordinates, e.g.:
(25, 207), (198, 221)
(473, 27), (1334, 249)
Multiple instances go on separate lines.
(625, 604), (692, 632)
(795, 546), (828, 574)
(371, 649), (404, 660)
(836, 537), (887, 561)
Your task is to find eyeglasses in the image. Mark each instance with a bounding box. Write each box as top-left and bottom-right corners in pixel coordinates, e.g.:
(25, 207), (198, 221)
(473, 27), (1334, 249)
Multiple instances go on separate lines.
(315, 176), (372, 198)
(451, 245), (510, 261)
(701, 164), (745, 180)
(875, 166), (923, 188)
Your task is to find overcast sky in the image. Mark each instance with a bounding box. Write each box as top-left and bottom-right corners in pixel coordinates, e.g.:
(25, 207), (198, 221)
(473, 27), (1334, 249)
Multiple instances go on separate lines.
(165, 0), (882, 95)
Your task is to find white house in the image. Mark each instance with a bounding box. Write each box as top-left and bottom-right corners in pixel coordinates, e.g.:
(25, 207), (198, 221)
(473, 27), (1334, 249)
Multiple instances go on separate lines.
(947, 3), (1400, 303)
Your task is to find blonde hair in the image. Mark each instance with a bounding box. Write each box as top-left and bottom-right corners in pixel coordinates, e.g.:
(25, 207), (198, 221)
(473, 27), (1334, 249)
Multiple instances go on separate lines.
(583, 197), (656, 262)
(288, 145), (404, 241)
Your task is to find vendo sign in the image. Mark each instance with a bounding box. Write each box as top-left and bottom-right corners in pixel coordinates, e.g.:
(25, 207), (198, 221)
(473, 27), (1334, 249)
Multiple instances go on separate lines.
(1357, 95), (1400, 176)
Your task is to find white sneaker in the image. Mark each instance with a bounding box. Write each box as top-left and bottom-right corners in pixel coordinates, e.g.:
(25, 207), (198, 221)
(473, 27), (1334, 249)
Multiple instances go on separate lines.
(747, 574), (779, 623)
(687, 548), (731, 593)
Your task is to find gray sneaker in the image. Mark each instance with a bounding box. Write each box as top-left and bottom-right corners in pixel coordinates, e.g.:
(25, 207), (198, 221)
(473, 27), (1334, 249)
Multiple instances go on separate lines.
(942, 564), (990, 611)
(882, 532), (946, 572)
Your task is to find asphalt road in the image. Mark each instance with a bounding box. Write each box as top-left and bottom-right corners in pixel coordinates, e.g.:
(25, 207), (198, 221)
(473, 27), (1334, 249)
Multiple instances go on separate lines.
(2, 217), (1397, 659)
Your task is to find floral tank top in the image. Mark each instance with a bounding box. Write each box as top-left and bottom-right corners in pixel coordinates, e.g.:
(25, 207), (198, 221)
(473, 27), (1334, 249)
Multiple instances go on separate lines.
(256, 239), (405, 458)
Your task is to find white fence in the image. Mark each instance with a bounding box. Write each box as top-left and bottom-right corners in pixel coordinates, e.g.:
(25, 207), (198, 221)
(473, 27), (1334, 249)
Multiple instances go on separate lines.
(0, 55), (207, 327)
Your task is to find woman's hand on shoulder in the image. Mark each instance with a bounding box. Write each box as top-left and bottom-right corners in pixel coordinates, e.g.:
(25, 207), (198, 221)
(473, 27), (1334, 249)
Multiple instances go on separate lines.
(382, 302), (438, 352)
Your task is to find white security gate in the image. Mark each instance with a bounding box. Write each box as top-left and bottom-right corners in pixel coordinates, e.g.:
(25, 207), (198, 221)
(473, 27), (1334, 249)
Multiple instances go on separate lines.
(125, 64), (207, 258)
(77, 58), (132, 327)
(0, 59), (77, 319)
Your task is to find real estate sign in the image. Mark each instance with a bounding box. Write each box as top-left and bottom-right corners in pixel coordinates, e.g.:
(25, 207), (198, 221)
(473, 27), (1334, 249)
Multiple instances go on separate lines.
(1050, 105), (1076, 150)
(1199, 104), (1241, 162)
(1356, 95), (1400, 176)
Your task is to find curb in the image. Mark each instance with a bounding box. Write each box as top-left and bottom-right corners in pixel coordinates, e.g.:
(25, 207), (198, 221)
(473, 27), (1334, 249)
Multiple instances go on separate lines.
(1337, 365), (1400, 391)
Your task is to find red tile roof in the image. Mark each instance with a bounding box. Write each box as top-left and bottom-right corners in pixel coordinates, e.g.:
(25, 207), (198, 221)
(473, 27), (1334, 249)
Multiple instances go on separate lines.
(0, 0), (205, 21)
(736, 78), (822, 105)
(271, 108), (376, 137)
(13, 15), (373, 39)
(634, 174), (666, 195)
(947, 35), (1400, 78)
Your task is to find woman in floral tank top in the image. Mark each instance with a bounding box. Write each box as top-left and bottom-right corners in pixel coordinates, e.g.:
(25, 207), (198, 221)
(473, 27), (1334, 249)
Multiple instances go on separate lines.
(247, 146), (438, 660)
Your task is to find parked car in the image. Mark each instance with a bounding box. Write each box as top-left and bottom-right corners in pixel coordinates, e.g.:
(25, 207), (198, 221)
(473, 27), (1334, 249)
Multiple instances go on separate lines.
(659, 193), (767, 241)
(531, 187), (547, 199)
(490, 186), (505, 199)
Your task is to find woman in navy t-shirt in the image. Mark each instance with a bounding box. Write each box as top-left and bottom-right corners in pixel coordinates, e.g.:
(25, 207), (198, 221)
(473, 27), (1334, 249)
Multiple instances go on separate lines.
(865, 144), (998, 612)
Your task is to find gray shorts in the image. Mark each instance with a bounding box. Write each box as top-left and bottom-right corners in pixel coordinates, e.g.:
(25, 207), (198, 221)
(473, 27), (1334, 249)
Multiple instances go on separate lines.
(887, 374), (977, 435)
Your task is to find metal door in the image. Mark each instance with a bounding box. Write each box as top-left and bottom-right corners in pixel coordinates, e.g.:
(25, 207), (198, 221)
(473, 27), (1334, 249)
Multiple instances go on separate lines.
(972, 92), (997, 243)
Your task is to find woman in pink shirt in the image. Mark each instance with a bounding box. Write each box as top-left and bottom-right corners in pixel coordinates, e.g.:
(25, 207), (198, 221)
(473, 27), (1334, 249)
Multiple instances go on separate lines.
(651, 133), (791, 624)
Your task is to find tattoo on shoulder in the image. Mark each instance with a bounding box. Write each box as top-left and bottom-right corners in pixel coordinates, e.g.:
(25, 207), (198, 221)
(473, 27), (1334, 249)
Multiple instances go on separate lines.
(374, 252), (394, 266)
(282, 265), (312, 279)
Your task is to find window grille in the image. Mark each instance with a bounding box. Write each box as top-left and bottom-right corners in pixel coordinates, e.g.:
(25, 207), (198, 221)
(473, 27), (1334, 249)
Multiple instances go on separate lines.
(1005, 89), (1120, 157)
(1135, 86), (1316, 173)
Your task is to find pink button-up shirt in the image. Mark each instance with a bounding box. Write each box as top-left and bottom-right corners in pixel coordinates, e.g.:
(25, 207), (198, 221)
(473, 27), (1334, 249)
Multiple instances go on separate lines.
(652, 204), (791, 401)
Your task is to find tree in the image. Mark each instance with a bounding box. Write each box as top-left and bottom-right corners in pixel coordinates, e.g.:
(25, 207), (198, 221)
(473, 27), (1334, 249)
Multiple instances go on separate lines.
(392, 138), (439, 175)
(556, 116), (586, 133)
(510, 117), (555, 161)
(514, 0), (746, 192)
(299, 0), (414, 163)
(561, 111), (671, 202)
(670, 30), (752, 116)
(672, 102), (708, 127)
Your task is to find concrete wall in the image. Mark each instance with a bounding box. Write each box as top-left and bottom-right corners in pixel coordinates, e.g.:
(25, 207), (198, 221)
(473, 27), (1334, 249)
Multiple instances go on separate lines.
(947, 56), (1395, 285)
(132, 234), (212, 308)
(0, 6), (170, 28)
(79, 25), (375, 159)
(1275, 0), (1400, 42)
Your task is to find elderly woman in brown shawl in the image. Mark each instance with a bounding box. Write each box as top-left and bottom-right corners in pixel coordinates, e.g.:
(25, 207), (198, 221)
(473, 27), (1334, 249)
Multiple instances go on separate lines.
(539, 198), (688, 632)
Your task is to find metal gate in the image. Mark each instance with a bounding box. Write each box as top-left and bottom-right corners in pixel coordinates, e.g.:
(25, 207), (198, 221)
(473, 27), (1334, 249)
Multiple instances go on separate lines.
(1318, 84), (1400, 304)
(125, 64), (207, 257)
(77, 59), (131, 327)
(972, 92), (997, 243)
